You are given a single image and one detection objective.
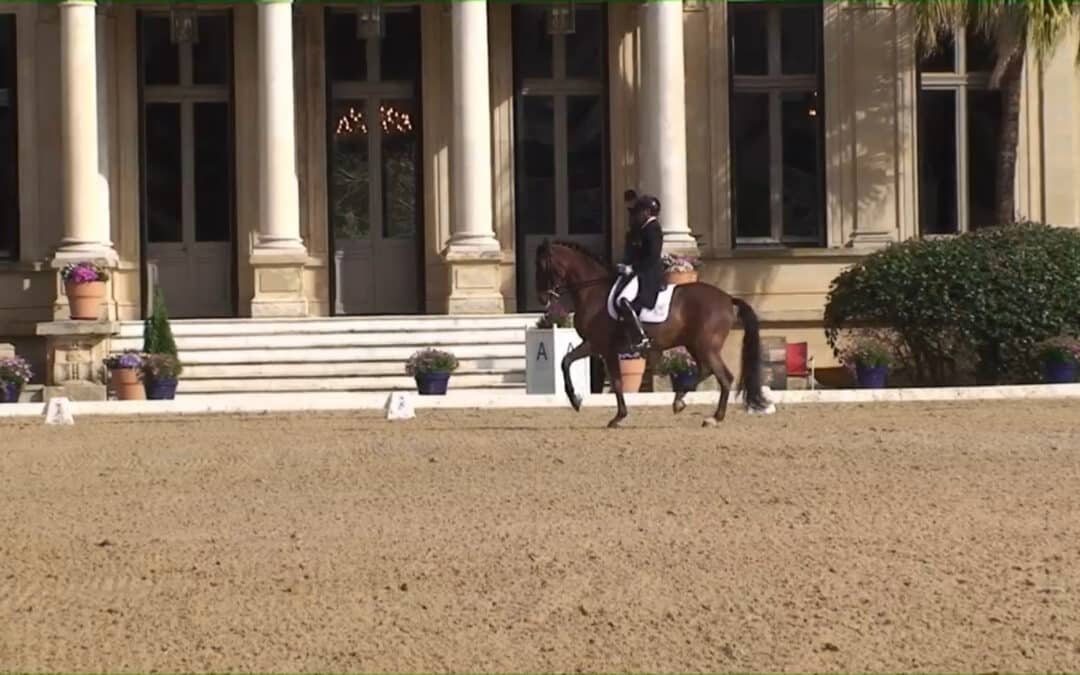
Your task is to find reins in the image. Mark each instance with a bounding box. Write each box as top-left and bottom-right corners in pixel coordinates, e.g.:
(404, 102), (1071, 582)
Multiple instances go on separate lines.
(545, 276), (611, 303)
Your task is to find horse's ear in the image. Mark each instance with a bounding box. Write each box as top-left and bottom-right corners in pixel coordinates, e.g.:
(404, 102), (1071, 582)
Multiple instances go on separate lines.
(537, 238), (550, 256)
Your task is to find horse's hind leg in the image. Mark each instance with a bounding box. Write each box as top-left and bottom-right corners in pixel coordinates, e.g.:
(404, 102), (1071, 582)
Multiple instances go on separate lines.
(703, 356), (735, 428)
(604, 350), (629, 429)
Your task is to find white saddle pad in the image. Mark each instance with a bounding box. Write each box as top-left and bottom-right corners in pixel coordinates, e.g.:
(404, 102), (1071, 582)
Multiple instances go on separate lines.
(606, 276), (676, 325)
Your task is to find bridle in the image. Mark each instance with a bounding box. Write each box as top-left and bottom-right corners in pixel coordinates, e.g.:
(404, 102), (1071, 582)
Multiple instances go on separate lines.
(538, 244), (614, 308)
(540, 276), (612, 308)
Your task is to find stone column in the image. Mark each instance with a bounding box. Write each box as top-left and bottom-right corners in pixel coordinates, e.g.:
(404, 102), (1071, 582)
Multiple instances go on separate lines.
(250, 0), (309, 317)
(56, 0), (115, 262)
(443, 1), (504, 314)
(638, 1), (697, 253)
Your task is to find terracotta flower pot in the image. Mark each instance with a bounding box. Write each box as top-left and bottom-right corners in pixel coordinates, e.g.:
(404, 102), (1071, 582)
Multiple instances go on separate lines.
(665, 270), (698, 286)
(110, 367), (145, 401)
(66, 281), (105, 320)
(619, 357), (647, 393)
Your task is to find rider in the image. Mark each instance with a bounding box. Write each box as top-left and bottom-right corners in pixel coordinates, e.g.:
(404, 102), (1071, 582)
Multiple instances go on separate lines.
(615, 194), (664, 352)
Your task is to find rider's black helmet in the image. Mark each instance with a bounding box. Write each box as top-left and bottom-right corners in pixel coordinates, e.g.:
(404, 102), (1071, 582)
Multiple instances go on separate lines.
(634, 194), (661, 217)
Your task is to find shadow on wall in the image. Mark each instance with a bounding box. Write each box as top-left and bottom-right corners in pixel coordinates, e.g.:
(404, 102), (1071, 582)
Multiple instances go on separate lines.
(710, 4), (910, 305)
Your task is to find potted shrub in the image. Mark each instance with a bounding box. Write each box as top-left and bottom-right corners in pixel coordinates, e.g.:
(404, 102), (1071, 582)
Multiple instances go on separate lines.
(406, 348), (459, 396)
(141, 354), (182, 400)
(662, 253), (701, 286)
(526, 305), (591, 395)
(1036, 336), (1080, 384)
(839, 337), (893, 389)
(656, 347), (698, 393)
(142, 288), (183, 400)
(617, 351), (647, 393)
(104, 350), (145, 401)
(61, 262), (109, 320)
(0, 355), (32, 403)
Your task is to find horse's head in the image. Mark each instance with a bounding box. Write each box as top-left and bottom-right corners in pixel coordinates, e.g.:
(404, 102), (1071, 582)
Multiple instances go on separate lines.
(536, 240), (610, 308)
(535, 239), (562, 308)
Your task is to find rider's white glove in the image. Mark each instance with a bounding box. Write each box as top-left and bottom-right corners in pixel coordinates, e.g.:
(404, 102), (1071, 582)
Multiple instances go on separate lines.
(616, 264), (633, 276)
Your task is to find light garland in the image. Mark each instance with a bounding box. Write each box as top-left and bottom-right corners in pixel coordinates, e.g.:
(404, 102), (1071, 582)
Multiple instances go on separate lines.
(335, 104), (414, 137)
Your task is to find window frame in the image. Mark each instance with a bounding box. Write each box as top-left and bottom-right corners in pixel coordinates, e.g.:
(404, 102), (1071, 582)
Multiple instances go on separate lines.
(139, 10), (234, 248)
(917, 29), (996, 236)
(0, 11), (18, 261)
(326, 6), (421, 244)
(727, 1), (826, 247)
(513, 3), (608, 242)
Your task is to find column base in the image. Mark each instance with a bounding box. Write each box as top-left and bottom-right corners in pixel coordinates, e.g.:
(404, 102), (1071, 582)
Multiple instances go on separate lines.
(53, 244), (119, 263)
(249, 249), (310, 318)
(35, 320), (120, 399)
(661, 231), (701, 257)
(441, 247), (505, 315)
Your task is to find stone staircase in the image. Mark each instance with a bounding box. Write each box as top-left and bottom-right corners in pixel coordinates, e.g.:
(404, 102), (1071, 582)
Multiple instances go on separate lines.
(109, 314), (540, 396)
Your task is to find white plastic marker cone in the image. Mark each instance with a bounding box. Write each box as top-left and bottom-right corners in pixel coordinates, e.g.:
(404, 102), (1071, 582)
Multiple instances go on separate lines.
(384, 392), (415, 421)
(44, 397), (75, 425)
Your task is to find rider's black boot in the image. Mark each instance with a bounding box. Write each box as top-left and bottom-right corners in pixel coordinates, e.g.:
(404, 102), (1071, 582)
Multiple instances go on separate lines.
(617, 298), (650, 353)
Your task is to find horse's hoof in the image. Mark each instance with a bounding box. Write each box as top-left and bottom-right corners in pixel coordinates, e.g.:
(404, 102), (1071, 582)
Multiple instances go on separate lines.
(673, 399), (687, 415)
(702, 418), (718, 428)
(607, 418), (624, 429)
(569, 395), (583, 412)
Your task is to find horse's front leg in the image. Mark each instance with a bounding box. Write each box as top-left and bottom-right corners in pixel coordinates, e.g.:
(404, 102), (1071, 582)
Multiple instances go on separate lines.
(561, 340), (591, 412)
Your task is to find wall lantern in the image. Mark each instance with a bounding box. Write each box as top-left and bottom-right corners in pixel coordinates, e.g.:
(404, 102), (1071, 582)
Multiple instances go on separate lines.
(356, 3), (384, 40)
(169, 4), (199, 45)
(546, 3), (576, 36)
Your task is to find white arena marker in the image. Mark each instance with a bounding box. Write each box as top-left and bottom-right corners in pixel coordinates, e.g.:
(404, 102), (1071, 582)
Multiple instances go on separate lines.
(44, 397), (75, 426)
(385, 392), (415, 421)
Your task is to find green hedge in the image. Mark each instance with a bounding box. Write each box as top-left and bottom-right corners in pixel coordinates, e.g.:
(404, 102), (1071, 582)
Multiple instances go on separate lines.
(824, 222), (1080, 385)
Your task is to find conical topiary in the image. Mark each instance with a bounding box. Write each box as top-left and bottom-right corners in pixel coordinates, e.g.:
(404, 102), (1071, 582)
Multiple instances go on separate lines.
(143, 287), (179, 358)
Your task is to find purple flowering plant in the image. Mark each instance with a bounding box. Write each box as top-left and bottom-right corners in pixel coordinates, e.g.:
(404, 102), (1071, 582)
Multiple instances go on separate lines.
(405, 348), (459, 376)
(656, 347), (697, 376)
(535, 304), (573, 329)
(141, 353), (183, 380)
(103, 350), (144, 371)
(1037, 336), (1080, 366)
(60, 262), (109, 284)
(0, 355), (33, 386)
(661, 253), (701, 273)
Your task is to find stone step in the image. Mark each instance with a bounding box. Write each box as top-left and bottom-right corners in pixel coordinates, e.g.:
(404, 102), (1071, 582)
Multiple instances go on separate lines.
(121, 343), (526, 365)
(111, 315), (544, 395)
(181, 358), (524, 380)
(116, 314), (539, 338)
(112, 328), (528, 352)
(176, 372), (525, 394)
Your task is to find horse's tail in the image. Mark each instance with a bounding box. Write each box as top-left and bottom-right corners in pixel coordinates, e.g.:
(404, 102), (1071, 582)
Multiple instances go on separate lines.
(732, 297), (768, 410)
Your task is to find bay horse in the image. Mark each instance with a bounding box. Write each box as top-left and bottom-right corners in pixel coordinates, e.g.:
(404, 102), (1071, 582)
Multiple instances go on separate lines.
(535, 240), (770, 428)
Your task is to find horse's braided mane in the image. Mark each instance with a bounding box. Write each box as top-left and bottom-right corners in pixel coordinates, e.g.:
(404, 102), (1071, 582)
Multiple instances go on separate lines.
(550, 240), (610, 270)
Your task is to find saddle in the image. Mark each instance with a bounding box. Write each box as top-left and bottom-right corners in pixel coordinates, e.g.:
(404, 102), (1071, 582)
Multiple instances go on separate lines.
(606, 276), (676, 325)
